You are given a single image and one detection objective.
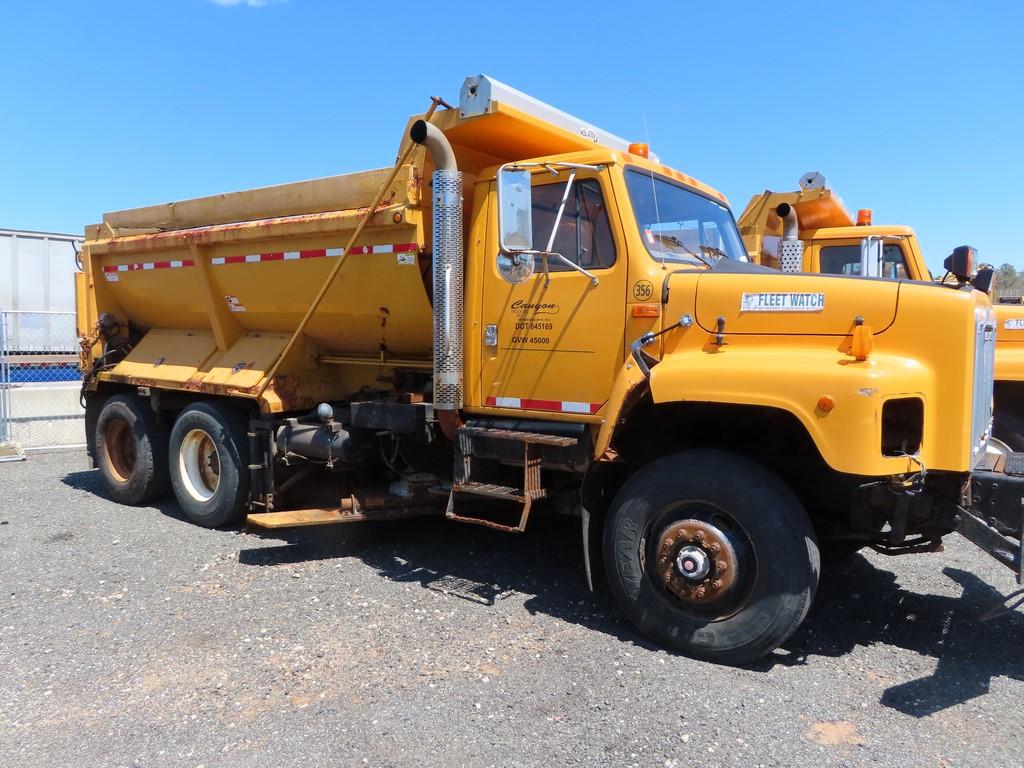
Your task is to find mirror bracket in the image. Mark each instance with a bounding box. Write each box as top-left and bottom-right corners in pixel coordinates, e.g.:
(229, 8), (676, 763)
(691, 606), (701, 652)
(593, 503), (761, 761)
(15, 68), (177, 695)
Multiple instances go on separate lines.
(496, 161), (604, 286)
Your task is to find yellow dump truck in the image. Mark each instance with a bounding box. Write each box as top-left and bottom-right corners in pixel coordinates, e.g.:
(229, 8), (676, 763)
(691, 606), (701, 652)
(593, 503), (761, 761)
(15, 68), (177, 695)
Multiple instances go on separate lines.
(737, 172), (1024, 452)
(76, 76), (1023, 665)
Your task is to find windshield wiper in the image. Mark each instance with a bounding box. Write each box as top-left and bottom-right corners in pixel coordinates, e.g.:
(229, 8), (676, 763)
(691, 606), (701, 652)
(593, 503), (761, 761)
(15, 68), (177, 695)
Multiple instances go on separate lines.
(655, 234), (713, 268)
(700, 244), (729, 261)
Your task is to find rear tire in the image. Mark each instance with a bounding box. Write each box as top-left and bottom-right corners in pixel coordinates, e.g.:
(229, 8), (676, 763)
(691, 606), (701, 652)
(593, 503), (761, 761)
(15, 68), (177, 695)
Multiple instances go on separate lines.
(604, 450), (819, 666)
(993, 411), (1024, 452)
(94, 394), (169, 504)
(169, 401), (250, 528)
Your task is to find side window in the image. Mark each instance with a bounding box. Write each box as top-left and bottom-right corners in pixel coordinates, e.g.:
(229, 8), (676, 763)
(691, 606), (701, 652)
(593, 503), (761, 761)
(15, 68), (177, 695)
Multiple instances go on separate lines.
(881, 245), (909, 279)
(532, 179), (616, 271)
(819, 245), (861, 275)
(819, 243), (910, 279)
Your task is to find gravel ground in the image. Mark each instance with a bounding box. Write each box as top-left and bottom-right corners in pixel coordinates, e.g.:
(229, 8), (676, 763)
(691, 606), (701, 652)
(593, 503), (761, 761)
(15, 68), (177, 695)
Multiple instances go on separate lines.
(2, 451), (1022, 767)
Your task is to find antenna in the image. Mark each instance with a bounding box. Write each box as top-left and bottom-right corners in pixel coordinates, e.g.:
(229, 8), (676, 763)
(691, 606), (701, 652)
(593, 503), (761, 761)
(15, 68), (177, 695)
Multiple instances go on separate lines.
(642, 114), (665, 269)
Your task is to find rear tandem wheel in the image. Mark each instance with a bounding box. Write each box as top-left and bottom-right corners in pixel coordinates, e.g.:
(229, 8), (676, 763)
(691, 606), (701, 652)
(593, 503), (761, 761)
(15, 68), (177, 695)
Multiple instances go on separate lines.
(168, 401), (251, 528)
(94, 394), (169, 505)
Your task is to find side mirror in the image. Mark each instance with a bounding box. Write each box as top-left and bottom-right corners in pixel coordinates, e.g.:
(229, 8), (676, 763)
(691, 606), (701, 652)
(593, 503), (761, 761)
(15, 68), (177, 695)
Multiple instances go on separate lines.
(944, 245), (976, 281)
(973, 267), (995, 294)
(860, 236), (883, 277)
(497, 167), (534, 252)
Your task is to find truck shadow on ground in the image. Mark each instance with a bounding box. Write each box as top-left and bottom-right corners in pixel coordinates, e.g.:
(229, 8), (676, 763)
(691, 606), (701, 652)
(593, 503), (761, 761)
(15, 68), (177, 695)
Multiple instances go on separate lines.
(777, 557), (1024, 717)
(62, 468), (1024, 719)
(232, 511), (1024, 718)
(62, 468), (196, 525)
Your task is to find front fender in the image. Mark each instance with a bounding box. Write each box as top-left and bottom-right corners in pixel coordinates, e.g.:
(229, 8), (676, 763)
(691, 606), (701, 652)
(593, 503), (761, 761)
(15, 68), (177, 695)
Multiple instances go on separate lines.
(647, 347), (941, 476)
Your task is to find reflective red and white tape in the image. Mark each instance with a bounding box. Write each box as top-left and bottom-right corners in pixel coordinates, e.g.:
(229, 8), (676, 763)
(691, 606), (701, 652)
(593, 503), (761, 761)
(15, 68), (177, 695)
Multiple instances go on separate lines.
(485, 396), (601, 415)
(102, 259), (193, 280)
(102, 242), (418, 281)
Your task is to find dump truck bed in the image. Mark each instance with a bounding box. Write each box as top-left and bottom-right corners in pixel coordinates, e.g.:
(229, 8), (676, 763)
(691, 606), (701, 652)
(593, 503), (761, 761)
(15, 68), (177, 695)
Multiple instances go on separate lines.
(79, 160), (433, 413)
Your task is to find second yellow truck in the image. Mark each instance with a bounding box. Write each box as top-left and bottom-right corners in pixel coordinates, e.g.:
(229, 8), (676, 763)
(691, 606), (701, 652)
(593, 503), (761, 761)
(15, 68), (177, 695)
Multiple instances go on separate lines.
(738, 171), (1024, 451)
(76, 76), (1023, 665)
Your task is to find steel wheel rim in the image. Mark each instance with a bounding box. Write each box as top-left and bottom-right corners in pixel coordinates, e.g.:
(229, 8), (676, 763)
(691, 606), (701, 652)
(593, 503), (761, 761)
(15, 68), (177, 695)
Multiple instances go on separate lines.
(103, 417), (136, 483)
(179, 428), (220, 502)
(642, 503), (758, 622)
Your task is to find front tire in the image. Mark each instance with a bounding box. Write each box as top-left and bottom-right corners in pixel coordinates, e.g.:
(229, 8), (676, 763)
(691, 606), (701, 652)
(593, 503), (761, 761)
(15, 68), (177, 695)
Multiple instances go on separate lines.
(603, 450), (819, 666)
(94, 394), (169, 504)
(169, 401), (250, 528)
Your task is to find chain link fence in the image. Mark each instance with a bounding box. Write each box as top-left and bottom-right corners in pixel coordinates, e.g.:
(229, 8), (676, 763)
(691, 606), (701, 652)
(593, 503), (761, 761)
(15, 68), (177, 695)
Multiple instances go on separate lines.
(0, 311), (84, 456)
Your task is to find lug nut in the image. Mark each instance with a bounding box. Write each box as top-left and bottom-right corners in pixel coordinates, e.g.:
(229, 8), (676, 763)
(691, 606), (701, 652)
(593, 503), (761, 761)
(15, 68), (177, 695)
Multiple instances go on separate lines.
(715, 561), (728, 573)
(712, 579), (723, 590)
(694, 587), (706, 599)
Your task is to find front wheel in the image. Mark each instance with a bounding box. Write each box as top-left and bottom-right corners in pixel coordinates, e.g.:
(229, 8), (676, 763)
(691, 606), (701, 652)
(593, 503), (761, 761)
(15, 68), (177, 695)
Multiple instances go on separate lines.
(603, 450), (819, 666)
(169, 402), (250, 528)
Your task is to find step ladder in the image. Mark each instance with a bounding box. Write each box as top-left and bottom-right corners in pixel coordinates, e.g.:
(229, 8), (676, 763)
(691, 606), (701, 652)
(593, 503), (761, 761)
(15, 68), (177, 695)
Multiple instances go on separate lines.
(446, 426), (577, 533)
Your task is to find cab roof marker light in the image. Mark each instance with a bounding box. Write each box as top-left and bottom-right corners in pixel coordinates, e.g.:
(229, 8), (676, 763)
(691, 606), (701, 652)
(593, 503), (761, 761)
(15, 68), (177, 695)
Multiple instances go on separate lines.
(628, 143), (650, 159)
(458, 74), (661, 162)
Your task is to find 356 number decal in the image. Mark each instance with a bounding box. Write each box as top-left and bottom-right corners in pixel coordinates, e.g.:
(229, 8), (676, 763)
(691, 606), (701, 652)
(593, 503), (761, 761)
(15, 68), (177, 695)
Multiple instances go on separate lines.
(632, 280), (654, 301)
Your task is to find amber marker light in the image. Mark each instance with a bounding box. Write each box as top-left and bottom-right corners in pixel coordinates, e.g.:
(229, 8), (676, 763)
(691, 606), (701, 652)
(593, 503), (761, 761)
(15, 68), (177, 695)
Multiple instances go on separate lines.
(628, 142), (650, 158)
(631, 303), (660, 318)
(851, 323), (874, 361)
(817, 395), (836, 413)
(856, 208), (872, 226)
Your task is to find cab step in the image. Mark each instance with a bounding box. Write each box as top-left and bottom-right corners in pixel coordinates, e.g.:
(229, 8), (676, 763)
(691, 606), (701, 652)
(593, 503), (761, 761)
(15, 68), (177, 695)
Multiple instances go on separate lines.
(445, 424), (570, 533)
(452, 481), (534, 503)
(458, 426), (578, 447)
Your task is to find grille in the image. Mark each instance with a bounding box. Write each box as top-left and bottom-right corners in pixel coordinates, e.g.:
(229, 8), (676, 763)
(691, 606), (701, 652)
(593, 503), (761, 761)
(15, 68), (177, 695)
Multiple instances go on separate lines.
(970, 306), (997, 465)
(432, 169), (464, 410)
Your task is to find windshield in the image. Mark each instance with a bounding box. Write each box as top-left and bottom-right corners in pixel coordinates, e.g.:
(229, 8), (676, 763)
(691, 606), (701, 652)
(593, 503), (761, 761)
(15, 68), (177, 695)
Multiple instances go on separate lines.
(625, 169), (747, 266)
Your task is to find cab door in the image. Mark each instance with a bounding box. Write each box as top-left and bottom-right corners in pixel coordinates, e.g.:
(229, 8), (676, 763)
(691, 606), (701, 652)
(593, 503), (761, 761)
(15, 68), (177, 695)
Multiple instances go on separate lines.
(478, 172), (626, 418)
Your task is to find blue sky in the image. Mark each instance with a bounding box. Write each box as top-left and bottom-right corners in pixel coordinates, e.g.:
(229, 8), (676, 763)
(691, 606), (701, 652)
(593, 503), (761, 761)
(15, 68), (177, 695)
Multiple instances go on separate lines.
(2, 0), (1021, 273)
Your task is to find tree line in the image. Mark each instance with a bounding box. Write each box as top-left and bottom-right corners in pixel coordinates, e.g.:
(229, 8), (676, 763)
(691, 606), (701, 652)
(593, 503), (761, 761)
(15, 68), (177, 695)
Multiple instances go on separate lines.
(996, 264), (1024, 300)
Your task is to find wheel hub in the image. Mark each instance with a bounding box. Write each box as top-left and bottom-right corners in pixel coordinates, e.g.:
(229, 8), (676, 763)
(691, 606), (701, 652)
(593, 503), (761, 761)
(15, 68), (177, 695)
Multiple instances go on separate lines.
(179, 428), (220, 502)
(655, 519), (738, 605)
(675, 545), (710, 581)
(103, 417), (136, 482)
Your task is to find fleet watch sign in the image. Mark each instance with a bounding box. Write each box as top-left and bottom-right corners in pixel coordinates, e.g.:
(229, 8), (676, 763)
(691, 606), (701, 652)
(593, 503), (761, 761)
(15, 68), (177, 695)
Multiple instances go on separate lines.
(740, 292), (826, 312)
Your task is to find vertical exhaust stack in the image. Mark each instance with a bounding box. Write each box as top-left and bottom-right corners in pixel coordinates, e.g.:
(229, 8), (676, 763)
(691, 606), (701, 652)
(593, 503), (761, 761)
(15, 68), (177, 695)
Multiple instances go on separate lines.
(410, 119), (464, 412)
(775, 202), (805, 273)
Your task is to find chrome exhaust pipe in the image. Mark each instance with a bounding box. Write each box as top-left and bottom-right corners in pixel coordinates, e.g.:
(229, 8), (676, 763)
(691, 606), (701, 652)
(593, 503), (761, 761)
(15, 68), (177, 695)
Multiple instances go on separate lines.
(776, 202), (799, 240)
(411, 119), (463, 411)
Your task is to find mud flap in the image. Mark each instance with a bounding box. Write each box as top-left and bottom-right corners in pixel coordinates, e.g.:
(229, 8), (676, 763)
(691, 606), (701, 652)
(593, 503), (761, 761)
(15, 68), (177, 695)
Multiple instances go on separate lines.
(581, 504), (604, 592)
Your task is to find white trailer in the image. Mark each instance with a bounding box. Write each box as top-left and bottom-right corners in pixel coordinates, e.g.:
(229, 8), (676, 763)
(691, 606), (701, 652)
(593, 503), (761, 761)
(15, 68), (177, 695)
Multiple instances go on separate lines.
(0, 229), (85, 454)
(0, 229), (81, 312)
